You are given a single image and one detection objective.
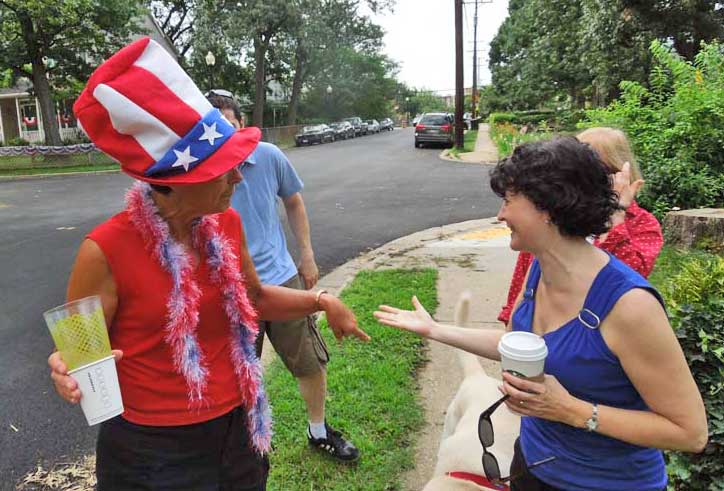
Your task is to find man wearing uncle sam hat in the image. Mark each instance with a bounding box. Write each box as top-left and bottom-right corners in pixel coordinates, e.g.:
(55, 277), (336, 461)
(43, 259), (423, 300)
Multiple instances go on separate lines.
(48, 37), (369, 490)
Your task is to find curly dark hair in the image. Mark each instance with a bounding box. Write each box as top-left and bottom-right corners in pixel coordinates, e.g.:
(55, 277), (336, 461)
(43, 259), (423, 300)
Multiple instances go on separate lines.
(489, 136), (620, 238)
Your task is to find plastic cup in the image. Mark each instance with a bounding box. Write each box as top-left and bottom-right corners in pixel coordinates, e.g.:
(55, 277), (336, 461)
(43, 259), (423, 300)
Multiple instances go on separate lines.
(498, 331), (548, 382)
(44, 295), (123, 425)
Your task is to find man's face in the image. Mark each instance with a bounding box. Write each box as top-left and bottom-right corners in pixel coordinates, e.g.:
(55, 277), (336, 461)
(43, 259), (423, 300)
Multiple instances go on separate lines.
(221, 108), (242, 129)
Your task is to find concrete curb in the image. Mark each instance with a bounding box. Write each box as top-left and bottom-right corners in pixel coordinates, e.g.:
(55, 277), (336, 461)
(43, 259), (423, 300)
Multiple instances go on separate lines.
(438, 148), (496, 165)
(0, 169), (121, 181)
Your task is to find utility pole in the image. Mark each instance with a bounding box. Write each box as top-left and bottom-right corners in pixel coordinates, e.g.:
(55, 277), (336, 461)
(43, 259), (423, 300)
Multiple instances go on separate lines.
(454, 0), (464, 149)
(472, 0), (478, 120)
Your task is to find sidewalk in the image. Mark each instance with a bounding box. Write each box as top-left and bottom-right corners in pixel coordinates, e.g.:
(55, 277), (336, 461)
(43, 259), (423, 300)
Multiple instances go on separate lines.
(456, 123), (499, 164)
(261, 217), (516, 490)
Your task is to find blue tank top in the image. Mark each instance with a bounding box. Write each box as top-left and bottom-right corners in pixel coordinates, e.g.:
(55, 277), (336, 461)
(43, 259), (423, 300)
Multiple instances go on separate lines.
(511, 254), (667, 491)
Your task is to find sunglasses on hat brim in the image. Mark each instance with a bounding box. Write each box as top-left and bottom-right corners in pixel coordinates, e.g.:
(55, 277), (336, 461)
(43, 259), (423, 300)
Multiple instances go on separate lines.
(205, 89), (235, 99)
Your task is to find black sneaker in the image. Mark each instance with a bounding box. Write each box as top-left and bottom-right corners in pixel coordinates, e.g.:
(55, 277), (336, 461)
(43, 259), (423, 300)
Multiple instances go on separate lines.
(307, 422), (360, 463)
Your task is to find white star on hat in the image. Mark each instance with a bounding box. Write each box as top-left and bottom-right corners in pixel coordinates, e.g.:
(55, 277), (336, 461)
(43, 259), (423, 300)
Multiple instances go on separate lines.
(171, 146), (199, 172)
(199, 122), (223, 146)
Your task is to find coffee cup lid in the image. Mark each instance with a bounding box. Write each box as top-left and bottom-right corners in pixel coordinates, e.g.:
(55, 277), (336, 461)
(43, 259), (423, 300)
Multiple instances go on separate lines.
(498, 331), (548, 361)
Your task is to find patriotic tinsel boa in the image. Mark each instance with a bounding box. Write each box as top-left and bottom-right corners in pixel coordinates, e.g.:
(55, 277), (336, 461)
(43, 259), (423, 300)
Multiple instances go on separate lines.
(125, 182), (272, 453)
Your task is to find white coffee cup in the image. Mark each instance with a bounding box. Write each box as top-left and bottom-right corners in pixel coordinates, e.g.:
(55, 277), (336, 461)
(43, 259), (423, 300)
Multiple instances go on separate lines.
(68, 354), (124, 425)
(498, 331), (548, 382)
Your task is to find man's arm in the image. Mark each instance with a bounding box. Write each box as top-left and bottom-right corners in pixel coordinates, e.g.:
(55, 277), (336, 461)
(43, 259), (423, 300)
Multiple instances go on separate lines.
(283, 192), (319, 290)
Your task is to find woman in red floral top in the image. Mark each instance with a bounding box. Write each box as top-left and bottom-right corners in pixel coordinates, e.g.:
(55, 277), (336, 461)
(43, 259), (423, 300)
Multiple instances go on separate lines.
(498, 127), (663, 325)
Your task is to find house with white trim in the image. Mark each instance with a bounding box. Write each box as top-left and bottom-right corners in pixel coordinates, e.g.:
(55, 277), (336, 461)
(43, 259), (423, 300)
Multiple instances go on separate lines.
(0, 13), (177, 145)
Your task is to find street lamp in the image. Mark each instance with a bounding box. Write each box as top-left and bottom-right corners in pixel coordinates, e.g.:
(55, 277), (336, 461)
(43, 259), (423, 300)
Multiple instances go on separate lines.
(325, 85), (333, 119)
(205, 51), (216, 89)
(405, 96), (410, 127)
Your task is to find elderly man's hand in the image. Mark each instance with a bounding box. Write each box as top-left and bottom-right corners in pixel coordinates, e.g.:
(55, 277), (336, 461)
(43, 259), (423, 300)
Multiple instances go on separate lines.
(319, 294), (370, 342)
(49, 349), (123, 404)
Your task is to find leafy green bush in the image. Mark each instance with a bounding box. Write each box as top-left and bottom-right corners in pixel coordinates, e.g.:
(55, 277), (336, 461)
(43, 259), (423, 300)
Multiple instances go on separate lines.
(5, 137), (30, 147)
(650, 249), (724, 490)
(489, 110), (583, 131)
(583, 41), (724, 219)
(489, 122), (554, 157)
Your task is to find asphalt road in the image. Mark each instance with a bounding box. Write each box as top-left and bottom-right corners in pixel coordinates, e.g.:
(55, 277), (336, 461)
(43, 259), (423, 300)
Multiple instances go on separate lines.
(0, 127), (501, 487)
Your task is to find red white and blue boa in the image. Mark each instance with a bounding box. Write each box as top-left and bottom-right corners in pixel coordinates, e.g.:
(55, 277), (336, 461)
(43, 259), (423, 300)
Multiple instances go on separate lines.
(125, 182), (272, 454)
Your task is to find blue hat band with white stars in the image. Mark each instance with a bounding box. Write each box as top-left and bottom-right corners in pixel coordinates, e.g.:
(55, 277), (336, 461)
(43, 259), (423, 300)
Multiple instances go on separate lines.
(144, 108), (236, 178)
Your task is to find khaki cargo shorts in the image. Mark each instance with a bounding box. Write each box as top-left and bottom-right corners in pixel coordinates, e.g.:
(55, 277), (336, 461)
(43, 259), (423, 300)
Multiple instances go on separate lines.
(255, 275), (330, 377)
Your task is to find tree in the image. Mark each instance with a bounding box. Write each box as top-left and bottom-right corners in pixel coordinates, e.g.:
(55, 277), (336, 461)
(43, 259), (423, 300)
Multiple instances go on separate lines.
(489, 0), (591, 110)
(0, 0), (142, 145)
(149, 0), (196, 59)
(298, 48), (399, 121)
(282, 0), (389, 124)
(623, 0), (724, 60)
(219, 0), (294, 127)
(579, 0), (653, 106)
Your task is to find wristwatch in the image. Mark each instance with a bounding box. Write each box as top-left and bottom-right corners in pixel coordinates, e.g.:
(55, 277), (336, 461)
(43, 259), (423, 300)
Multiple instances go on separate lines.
(585, 403), (599, 432)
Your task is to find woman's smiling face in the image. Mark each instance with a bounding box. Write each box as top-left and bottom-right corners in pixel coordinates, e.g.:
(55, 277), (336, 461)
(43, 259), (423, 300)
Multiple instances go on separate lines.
(497, 191), (550, 252)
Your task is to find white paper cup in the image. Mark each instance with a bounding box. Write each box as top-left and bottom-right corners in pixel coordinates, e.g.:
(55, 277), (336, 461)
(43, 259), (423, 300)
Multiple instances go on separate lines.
(498, 331), (548, 382)
(68, 354), (124, 426)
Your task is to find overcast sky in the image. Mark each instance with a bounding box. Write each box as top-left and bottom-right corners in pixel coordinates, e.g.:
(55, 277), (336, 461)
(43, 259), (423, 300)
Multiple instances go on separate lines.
(369, 0), (510, 95)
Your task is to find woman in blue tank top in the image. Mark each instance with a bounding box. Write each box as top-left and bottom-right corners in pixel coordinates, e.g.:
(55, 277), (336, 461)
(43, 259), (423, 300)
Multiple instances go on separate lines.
(375, 137), (707, 491)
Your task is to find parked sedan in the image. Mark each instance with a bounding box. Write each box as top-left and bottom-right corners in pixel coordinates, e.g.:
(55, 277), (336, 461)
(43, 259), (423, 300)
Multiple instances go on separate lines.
(379, 118), (394, 131)
(365, 119), (380, 133)
(414, 112), (454, 148)
(344, 116), (365, 136)
(330, 121), (355, 140)
(295, 124), (335, 146)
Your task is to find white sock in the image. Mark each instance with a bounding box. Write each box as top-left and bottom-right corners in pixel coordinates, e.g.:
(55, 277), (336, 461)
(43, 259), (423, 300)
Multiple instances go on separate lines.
(308, 421), (327, 440)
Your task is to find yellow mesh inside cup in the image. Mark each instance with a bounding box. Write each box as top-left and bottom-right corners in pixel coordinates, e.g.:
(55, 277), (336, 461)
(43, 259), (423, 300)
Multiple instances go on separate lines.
(50, 307), (111, 371)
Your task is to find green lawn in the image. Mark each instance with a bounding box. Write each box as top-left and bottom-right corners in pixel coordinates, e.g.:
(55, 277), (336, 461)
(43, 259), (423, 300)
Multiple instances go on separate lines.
(449, 129), (478, 158)
(263, 269), (438, 491)
(0, 152), (118, 176)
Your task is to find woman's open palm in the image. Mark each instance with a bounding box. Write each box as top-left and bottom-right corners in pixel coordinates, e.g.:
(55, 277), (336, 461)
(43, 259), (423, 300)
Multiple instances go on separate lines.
(374, 296), (436, 338)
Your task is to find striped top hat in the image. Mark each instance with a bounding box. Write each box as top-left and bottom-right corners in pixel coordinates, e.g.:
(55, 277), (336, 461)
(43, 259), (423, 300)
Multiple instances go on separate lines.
(73, 37), (260, 184)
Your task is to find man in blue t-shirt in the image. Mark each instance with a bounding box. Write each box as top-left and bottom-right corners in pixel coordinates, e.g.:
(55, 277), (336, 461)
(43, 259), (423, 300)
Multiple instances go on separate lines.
(207, 92), (359, 462)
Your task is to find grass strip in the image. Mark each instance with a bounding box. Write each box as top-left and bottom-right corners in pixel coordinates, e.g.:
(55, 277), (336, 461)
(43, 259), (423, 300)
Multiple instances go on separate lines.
(0, 163), (120, 176)
(449, 129), (478, 158)
(264, 268), (438, 491)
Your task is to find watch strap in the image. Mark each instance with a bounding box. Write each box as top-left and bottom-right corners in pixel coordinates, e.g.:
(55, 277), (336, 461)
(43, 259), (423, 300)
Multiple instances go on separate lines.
(585, 403), (599, 432)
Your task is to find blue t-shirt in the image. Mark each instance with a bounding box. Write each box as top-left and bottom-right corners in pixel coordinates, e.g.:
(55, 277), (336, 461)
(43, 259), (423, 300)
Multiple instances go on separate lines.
(230, 142), (303, 286)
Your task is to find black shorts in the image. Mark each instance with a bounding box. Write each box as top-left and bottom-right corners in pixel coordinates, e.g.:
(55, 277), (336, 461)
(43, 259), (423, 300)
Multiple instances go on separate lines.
(96, 407), (269, 491)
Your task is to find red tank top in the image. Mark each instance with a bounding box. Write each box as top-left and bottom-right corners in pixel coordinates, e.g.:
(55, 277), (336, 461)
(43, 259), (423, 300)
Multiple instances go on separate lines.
(87, 208), (244, 426)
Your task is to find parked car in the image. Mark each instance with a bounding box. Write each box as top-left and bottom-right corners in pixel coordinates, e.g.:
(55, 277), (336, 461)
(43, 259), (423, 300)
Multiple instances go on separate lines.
(344, 116), (365, 136)
(295, 124), (335, 146)
(365, 119), (380, 133)
(330, 121), (355, 140)
(360, 121), (369, 135)
(414, 112), (454, 148)
(412, 114), (422, 126)
(379, 118), (394, 131)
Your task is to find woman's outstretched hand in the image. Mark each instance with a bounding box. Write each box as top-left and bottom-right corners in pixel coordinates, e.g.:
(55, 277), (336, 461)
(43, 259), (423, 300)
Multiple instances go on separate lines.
(374, 295), (437, 338)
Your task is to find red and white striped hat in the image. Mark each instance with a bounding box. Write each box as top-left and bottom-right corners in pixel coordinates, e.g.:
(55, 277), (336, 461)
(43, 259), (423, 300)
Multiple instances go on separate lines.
(73, 37), (259, 184)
